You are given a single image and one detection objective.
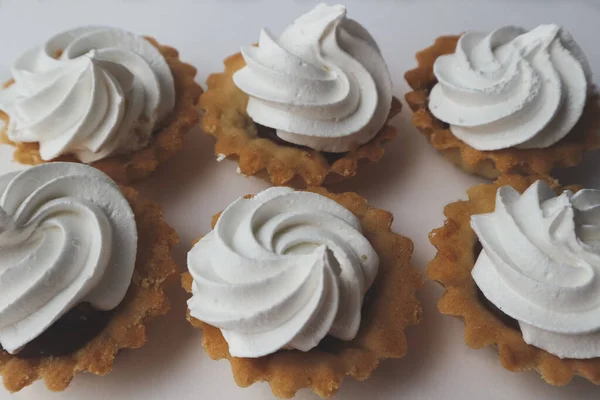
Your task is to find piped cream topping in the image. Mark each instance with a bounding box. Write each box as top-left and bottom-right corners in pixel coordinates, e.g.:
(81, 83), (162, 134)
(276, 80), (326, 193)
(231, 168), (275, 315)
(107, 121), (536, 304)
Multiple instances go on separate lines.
(187, 187), (378, 358)
(430, 25), (592, 151)
(0, 163), (137, 353)
(0, 26), (175, 163)
(472, 180), (600, 359)
(233, 3), (393, 153)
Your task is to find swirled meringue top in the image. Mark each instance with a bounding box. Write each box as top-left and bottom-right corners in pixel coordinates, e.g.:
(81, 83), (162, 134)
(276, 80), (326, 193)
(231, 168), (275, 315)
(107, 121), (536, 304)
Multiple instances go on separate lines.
(0, 26), (175, 163)
(0, 162), (137, 353)
(233, 3), (393, 153)
(472, 180), (600, 359)
(187, 187), (379, 358)
(430, 25), (592, 151)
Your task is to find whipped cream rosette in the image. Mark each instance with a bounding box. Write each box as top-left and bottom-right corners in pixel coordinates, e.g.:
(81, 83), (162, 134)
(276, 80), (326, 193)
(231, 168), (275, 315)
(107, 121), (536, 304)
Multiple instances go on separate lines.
(233, 3), (393, 153)
(0, 26), (175, 163)
(0, 162), (136, 353)
(187, 187), (378, 357)
(428, 175), (600, 386)
(472, 180), (600, 359)
(0, 162), (177, 393)
(183, 186), (422, 397)
(429, 25), (592, 151)
(0, 26), (202, 184)
(200, 3), (401, 187)
(405, 25), (600, 179)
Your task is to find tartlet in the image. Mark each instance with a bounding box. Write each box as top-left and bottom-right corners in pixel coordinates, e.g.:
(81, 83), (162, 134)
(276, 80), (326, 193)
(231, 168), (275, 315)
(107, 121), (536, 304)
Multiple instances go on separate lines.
(182, 186), (423, 398)
(0, 163), (178, 392)
(405, 29), (600, 179)
(200, 4), (401, 188)
(427, 174), (600, 385)
(0, 28), (203, 185)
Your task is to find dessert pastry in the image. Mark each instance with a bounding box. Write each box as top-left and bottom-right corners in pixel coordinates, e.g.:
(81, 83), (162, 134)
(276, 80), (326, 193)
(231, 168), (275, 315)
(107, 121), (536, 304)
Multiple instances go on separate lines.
(182, 186), (422, 398)
(0, 162), (178, 392)
(428, 174), (600, 385)
(405, 25), (600, 179)
(200, 3), (402, 187)
(0, 26), (203, 184)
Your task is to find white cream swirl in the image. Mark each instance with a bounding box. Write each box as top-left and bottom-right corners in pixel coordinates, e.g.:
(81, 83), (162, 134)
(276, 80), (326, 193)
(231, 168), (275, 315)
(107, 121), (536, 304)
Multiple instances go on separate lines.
(0, 26), (175, 163)
(233, 3), (393, 153)
(472, 180), (600, 359)
(187, 187), (378, 358)
(429, 25), (592, 151)
(0, 163), (137, 353)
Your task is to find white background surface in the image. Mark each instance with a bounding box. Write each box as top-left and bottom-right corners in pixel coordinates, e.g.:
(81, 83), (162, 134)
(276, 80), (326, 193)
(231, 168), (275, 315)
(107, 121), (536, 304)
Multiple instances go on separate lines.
(0, 0), (599, 399)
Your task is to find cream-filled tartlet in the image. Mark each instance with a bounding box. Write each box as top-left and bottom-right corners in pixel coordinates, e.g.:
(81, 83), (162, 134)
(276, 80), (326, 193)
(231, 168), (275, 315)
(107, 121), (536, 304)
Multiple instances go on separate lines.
(405, 25), (600, 179)
(0, 162), (177, 392)
(428, 175), (600, 385)
(200, 3), (402, 187)
(0, 26), (202, 184)
(182, 187), (422, 398)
